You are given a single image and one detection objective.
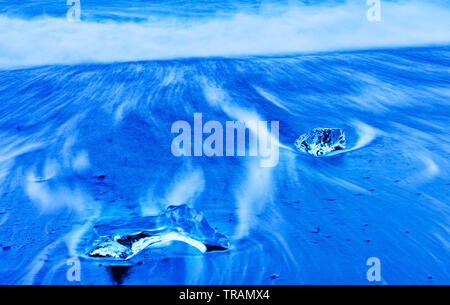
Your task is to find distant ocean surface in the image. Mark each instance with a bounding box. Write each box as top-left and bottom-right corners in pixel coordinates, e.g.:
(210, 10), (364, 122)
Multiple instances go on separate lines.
(0, 1), (449, 284)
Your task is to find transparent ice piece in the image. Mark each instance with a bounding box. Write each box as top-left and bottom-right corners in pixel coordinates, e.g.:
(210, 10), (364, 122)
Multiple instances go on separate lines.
(88, 205), (229, 259)
(294, 128), (346, 156)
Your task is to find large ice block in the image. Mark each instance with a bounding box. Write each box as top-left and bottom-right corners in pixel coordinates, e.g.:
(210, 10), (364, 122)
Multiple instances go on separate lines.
(89, 205), (229, 259)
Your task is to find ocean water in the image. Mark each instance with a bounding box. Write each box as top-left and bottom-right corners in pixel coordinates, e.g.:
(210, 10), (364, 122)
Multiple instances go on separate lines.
(0, 0), (449, 284)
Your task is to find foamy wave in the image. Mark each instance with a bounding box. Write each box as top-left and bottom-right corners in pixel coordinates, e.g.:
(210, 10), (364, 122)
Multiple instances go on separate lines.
(1, 1), (449, 68)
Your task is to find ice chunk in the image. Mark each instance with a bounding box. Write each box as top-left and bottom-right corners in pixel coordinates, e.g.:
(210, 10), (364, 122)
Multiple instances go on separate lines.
(161, 205), (229, 250)
(294, 128), (346, 156)
(88, 205), (229, 260)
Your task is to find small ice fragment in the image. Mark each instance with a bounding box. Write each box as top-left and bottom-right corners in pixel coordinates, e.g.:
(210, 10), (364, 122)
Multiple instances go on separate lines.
(88, 205), (229, 259)
(294, 128), (346, 156)
(89, 236), (134, 259)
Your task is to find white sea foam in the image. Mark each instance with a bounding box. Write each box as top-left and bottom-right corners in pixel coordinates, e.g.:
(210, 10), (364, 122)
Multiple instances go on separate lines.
(0, 1), (449, 68)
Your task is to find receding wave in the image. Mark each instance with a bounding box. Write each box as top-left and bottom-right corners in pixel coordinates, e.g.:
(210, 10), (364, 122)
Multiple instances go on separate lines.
(1, 0), (449, 68)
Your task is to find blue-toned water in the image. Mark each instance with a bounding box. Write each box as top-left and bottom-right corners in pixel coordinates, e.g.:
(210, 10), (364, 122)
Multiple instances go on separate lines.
(0, 0), (449, 284)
